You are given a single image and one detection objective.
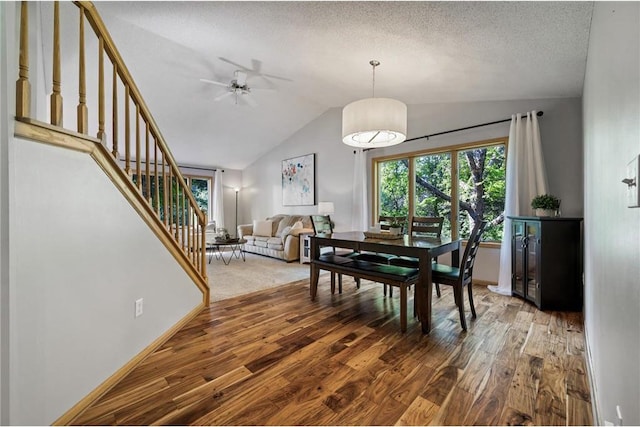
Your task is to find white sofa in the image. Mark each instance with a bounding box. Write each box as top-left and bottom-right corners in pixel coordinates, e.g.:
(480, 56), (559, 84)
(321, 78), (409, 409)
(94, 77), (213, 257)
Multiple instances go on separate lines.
(237, 214), (314, 262)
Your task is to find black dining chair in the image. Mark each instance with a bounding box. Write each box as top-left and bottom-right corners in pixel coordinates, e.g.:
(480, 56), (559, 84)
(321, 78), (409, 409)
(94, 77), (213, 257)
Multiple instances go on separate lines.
(430, 220), (487, 331)
(389, 216), (445, 296)
(310, 214), (361, 290)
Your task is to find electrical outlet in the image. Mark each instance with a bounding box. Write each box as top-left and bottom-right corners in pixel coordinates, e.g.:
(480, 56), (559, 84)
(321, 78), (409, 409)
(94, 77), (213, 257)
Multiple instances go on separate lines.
(135, 298), (144, 317)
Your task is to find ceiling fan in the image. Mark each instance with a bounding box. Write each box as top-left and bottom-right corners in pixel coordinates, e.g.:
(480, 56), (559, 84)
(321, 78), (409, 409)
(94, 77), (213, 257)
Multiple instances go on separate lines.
(200, 70), (262, 106)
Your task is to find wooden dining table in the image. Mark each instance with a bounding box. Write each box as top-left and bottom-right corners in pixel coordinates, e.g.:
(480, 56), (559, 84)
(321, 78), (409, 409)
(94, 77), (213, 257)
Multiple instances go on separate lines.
(310, 231), (461, 334)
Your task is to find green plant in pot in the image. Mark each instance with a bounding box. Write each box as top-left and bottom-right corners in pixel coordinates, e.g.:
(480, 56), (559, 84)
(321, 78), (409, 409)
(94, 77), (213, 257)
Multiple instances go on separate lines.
(388, 220), (404, 235)
(531, 194), (561, 217)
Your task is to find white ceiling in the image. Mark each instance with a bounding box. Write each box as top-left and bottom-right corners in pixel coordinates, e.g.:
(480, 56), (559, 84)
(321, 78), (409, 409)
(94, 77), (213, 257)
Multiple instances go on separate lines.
(94, 1), (593, 170)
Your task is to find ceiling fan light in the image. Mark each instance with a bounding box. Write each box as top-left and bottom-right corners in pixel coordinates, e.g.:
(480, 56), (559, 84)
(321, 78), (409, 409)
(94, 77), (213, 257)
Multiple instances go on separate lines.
(342, 97), (407, 148)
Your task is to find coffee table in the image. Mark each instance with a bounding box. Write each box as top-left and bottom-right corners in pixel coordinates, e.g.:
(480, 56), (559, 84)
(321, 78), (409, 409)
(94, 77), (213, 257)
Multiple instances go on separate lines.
(207, 239), (247, 265)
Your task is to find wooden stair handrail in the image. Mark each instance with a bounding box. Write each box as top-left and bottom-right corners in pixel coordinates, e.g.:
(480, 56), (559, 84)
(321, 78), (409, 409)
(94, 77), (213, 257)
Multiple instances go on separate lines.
(14, 1), (209, 291)
(74, 1), (205, 225)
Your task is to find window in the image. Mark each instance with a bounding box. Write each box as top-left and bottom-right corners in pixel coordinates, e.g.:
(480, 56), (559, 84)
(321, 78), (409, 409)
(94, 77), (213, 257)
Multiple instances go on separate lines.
(414, 152), (452, 238)
(188, 176), (210, 218)
(132, 172), (211, 224)
(374, 138), (507, 242)
(378, 159), (409, 218)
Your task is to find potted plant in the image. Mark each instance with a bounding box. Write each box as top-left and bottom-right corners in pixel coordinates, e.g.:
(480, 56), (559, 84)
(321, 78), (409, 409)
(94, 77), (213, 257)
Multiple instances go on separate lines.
(531, 194), (561, 217)
(388, 220), (403, 235)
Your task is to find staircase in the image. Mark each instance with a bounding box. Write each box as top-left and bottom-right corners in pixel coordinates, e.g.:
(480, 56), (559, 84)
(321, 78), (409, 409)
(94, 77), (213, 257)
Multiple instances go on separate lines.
(13, 1), (209, 302)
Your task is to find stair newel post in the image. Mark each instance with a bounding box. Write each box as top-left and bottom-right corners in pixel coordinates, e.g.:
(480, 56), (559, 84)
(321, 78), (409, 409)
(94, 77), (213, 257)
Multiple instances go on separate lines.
(77, 6), (88, 134)
(16, 1), (30, 118)
(51, 1), (63, 126)
(124, 85), (130, 174)
(201, 219), (209, 303)
(112, 64), (118, 158)
(97, 36), (105, 142)
(135, 104), (141, 190)
(145, 121), (151, 201)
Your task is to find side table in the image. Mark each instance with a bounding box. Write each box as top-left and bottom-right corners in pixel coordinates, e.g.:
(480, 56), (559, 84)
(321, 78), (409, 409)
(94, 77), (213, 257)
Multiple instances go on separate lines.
(300, 232), (314, 264)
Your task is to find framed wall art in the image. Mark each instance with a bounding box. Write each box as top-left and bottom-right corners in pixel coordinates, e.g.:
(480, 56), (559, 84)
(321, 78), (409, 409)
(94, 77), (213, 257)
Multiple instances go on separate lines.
(282, 153), (315, 206)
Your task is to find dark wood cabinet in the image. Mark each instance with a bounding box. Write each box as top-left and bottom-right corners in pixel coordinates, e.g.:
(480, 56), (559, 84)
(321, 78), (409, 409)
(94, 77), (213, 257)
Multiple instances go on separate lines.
(509, 216), (583, 311)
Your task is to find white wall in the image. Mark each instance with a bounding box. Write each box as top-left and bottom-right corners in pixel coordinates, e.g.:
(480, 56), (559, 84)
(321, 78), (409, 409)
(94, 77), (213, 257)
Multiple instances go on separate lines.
(9, 139), (202, 425)
(242, 97), (583, 283)
(0, 2), (15, 424)
(583, 2), (640, 425)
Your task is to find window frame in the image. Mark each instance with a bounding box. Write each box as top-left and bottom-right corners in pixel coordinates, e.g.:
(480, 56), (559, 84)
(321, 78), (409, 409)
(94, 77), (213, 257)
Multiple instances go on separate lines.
(372, 136), (508, 246)
(184, 174), (212, 218)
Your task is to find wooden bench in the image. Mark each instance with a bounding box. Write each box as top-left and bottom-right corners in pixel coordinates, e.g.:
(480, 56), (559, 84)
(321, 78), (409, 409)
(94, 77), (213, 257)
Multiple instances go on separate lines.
(312, 254), (420, 332)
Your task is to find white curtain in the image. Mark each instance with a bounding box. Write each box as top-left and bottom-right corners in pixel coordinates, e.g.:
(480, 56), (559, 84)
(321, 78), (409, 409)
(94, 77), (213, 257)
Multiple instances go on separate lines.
(351, 149), (369, 231)
(490, 111), (548, 295)
(212, 169), (225, 230)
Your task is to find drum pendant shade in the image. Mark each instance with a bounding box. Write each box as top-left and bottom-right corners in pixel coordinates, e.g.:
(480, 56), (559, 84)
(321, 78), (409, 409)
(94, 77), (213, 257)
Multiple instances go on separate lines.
(342, 97), (407, 147)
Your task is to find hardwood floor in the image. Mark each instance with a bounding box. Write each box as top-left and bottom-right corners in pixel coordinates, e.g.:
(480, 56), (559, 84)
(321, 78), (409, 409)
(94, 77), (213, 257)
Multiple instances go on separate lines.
(71, 275), (593, 426)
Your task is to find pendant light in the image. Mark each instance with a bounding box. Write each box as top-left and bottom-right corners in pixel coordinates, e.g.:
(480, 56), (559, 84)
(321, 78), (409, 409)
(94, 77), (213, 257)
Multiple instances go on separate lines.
(342, 60), (407, 148)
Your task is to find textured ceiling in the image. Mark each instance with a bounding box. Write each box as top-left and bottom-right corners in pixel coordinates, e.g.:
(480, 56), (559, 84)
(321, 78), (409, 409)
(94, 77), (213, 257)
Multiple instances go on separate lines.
(94, 1), (593, 170)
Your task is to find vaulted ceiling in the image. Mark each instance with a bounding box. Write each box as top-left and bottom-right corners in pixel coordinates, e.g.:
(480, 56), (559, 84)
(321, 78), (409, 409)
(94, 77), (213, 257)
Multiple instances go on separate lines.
(94, 1), (593, 170)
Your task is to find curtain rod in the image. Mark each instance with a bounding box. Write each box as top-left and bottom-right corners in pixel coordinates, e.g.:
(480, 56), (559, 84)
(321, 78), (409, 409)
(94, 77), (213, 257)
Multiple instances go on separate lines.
(116, 158), (224, 172)
(183, 165), (224, 173)
(357, 110), (544, 153)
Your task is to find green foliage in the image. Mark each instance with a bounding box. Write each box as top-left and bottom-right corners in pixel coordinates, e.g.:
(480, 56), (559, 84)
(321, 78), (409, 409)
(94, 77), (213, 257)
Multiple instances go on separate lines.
(133, 174), (209, 226)
(379, 160), (409, 217)
(531, 194), (560, 210)
(190, 178), (209, 215)
(377, 144), (507, 242)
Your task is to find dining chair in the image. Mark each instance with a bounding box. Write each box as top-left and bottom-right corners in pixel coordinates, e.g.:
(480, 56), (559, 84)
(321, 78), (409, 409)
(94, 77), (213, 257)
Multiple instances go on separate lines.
(378, 215), (407, 232)
(430, 220), (487, 331)
(389, 216), (445, 296)
(310, 215), (360, 290)
(310, 214), (333, 235)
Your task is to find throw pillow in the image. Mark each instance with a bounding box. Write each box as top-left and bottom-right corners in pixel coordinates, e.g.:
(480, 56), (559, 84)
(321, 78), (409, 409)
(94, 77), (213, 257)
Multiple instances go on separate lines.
(275, 216), (298, 237)
(253, 220), (273, 237)
(291, 221), (304, 230)
(280, 226), (293, 241)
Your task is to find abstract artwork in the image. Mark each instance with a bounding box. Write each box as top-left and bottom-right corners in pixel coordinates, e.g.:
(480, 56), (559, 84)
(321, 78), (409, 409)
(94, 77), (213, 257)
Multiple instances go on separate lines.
(282, 153), (315, 206)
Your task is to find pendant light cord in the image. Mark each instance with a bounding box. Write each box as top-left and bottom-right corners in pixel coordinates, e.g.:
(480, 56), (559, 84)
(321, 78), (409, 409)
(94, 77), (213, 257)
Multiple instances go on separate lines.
(369, 59), (380, 98)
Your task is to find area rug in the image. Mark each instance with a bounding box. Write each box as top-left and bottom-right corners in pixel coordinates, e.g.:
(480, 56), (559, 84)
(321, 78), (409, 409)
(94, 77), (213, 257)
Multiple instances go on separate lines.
(207, 251), (311, 301)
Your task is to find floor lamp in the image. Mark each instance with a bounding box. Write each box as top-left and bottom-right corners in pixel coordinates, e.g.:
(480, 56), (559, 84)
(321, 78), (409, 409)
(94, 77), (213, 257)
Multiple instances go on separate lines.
(234, 188), (239, 237)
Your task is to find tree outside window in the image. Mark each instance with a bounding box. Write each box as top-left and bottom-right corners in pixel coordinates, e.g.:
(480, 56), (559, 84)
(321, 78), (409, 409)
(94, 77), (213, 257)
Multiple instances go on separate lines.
(375, 138), (507, 242)
(190, 177), (209, 217)
(457, 145), (506, 241)
(378, 159), (409, 218)
(414, 153), (452, 238)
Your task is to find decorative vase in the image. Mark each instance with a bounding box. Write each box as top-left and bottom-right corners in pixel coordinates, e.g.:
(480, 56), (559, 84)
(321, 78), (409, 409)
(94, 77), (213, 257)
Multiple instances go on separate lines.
(390, 227), (402, 235)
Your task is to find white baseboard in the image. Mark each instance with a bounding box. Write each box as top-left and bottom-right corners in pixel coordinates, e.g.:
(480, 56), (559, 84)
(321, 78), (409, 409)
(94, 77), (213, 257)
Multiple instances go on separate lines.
(584, 325), (601, 425)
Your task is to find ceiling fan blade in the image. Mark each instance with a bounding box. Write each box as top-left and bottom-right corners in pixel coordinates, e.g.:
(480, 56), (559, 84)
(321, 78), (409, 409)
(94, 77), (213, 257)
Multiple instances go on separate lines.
(251, 59), (262, 74)
(200, 78), (229, 88)
(219, 57), (251, 72)
(261, 73), (293, 82)
(235, 71), (248, 87)
(241, 94), (258, 108)
(213, 91), (233, 102)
